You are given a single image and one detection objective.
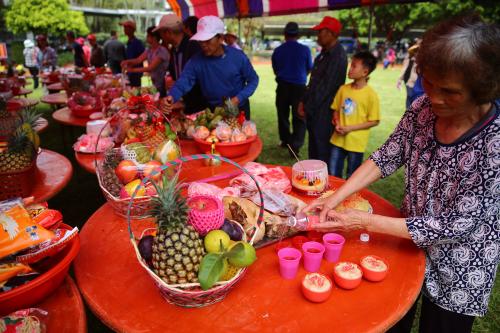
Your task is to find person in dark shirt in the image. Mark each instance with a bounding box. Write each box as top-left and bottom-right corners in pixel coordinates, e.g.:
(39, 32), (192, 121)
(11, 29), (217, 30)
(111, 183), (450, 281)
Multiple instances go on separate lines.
(272, 22), (313, 155)
(120, 20), (145, 87)
(155, 14), (207, 114)
(66, 31), (87, 68)
(103, 31), (126, 74)
(87, 34), (105, 68)
(183, 16), (198, 38)
(298, 17), (348, 165)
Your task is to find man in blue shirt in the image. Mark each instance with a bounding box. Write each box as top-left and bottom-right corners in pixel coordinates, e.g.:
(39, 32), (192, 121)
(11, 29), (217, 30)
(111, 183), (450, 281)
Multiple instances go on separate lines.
(272, 22), (312, 155)
(120, 20), (145, 87)
(166, 16), (258, 119)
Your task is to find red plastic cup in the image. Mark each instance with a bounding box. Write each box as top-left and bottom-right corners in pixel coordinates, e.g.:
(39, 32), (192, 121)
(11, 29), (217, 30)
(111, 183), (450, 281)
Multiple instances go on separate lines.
(322, 233), (345, 262)
(307, 230), (323, 242)
(301, 241), (325, 273)
(292, 236), (309, 249)
(274, 240), (291, 254)
(278, 248), (302, 279)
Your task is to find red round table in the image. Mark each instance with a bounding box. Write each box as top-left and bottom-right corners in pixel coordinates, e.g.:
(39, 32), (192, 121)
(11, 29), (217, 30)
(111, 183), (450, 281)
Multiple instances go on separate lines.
(74, 137), (264, 176)
(41, 92), (67, 107)
(47, 82), (64, 93)
(8, 97), (39, 109)
(13, 87), (32, 97)
(74, 167), (425, 333)
(35, 276), (86, 333)
(52, 107), (90, 127)
(31, 149), (73, 203)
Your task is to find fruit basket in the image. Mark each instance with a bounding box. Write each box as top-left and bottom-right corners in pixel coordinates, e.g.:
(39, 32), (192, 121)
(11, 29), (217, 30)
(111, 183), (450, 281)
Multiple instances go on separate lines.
(68, 91), (103, 118)
(0, 158), (37, 201)
(95, 103), (182, 219)
(0, 223), (80, 315)
(193, 135), (257, 158)
(127, 154), (264, 307)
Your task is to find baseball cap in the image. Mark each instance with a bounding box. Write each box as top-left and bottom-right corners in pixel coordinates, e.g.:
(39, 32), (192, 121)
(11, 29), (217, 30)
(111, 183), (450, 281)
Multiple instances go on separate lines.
(153, 14), (182, 32)
(36, 34), (47, 42)
(284, 22), (299, 35)
(24, 40), (34, 48)
(191, 16), (225, 41)
(119, 20), (137, 30)
(87, 34), (96, 41)
(312, 16), (342, 35)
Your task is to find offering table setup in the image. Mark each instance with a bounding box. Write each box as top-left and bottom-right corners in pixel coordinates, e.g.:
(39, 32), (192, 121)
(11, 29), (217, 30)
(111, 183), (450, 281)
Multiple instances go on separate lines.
(74, 165), (425, 332)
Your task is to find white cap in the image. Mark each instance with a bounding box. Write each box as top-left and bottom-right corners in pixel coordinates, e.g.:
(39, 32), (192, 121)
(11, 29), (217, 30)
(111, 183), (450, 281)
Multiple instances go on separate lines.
(360, 233), (370, 242)
(190, 16), (225, 41)
(24, 40), (34, 48)
(153, 14), (182, 32)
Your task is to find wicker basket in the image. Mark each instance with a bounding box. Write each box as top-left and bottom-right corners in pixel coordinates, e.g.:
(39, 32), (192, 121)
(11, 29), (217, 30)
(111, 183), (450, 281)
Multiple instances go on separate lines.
(95, 106), (181, 219)
(127, 154), (265, 307)
(0, 156), (37, 201)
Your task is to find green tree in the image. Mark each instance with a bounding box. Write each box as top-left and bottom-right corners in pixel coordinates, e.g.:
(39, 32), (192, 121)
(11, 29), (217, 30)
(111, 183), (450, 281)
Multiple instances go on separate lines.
(339, 0), (498, 41)
(6, 0), (89, 36)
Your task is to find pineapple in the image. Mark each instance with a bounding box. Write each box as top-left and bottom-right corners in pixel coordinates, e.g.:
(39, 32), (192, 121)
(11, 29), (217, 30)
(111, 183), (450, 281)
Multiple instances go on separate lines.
(151, 175), (205, 284)
(18, 109), (41, 150)
(100, 151), (121, 197)
(0, 128), (34, 172)
(222, 98), (241, 129)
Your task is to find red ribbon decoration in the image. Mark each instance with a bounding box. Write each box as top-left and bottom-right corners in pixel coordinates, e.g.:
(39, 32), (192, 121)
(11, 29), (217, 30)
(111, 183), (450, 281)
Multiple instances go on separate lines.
(127, 94), (156, 112)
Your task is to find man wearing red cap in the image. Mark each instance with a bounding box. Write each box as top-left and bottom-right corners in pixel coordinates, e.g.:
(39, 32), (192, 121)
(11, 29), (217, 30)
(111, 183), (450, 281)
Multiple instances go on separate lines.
(88, 34), (105, 68)
(299, 16), (347, 165)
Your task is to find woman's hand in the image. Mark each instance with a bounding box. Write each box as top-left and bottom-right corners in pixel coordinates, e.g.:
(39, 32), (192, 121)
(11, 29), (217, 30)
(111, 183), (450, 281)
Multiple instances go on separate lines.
(120, 60), (129, 69)
(313, 209), (369, 233)
(303, 194), (344, 223)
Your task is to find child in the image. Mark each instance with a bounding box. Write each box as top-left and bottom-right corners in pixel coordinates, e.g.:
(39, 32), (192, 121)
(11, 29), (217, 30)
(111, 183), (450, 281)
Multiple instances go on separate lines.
(329, 51), (380, 178)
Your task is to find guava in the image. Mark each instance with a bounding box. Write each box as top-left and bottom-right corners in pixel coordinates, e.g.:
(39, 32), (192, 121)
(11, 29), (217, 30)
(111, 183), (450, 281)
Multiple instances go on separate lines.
(228, 241), (256, 268)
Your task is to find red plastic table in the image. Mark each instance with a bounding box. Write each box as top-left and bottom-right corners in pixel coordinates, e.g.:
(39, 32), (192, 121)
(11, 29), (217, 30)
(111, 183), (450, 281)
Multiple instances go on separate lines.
(74, 137), (264, 176)
(52, 107), (90, 127)
(31, 149), (73, 203)
(13, 88), (32, 97)
(47, 82), (64, 93)
(8, 97), (39, 109)
(41, 92), (67, 107)
(36, 276), (87, 333)
(35, 117), (49, 133)
(74, 166), (425, 333)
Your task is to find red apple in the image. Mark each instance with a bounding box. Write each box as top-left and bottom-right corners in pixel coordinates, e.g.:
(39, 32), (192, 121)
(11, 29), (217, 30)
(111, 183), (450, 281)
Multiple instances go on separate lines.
(302, 273), (332, 303)
(115, 160), (138, 184)
(143, 160), (163, 181)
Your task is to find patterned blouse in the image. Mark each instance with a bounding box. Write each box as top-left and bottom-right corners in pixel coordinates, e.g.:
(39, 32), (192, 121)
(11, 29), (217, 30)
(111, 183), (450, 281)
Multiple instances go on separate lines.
(370, 96), (500, 316)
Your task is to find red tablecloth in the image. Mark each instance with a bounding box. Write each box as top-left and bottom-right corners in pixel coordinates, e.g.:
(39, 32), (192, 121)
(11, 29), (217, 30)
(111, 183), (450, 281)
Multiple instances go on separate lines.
(52, 107), (89, 127)
(31, 149), (73, 203)
(74, 167), (425, 332)
(74, 137), (263, 177)
(47, 82), (64, 93)
(41, 92), (67, 106)
(36, 276), (86, 333)
(35, 117), (49, 133)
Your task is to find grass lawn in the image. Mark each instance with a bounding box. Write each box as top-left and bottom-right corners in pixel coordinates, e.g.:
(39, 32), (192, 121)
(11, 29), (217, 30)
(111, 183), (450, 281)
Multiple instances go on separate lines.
(23, 62), (499, 332)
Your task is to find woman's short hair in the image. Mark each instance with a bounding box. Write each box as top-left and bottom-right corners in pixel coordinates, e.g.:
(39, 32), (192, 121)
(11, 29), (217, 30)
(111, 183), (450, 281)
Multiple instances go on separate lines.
(147, 26), (161, 42)
(417, 14), (500, 104)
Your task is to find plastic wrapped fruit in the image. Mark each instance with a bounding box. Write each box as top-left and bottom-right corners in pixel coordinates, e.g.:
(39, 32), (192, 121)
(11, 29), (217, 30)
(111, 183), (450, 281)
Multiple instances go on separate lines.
(242, 120), (257, 137)
(231, 128), (247, 142)
(215, 122), (232, 142)
(194, 126), (210, 140)
(153, 140), (180, 164)
(302, 273), (333, 303)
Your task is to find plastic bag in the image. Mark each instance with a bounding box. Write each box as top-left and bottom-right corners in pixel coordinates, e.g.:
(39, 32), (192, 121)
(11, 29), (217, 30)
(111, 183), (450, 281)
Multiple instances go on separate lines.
(0, 308), (48, 333)
(0, 199), (54, 260)
(242, 120), (257, 137)
(215, 121), (232, 142)
(231, 128), (247, 142)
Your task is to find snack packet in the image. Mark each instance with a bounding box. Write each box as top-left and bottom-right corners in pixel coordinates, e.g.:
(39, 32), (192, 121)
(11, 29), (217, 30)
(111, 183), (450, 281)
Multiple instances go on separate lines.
(0, 199), (54, 260)
(0, 263), (32, 285)
(0, 308), (48, 333)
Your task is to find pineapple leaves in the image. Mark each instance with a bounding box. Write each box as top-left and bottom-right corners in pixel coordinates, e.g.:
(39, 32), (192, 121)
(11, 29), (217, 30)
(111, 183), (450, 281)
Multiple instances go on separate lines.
(198, 253), (225, 290)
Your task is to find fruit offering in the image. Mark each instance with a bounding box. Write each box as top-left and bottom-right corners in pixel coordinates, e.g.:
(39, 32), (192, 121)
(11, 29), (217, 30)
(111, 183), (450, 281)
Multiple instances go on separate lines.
(360, 255), (388, 282)
(67, 91), (102, 118)
(291, 160), (328, 196)
(333, 262), (363, 290)
(188, 196), (225, 236)
(302, 273), (333, 303)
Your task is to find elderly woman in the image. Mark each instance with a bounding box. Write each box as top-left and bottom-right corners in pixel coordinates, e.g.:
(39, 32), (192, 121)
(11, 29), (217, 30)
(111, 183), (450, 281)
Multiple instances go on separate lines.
(121, 26), (169, 97)
(305, 15), (499, 333)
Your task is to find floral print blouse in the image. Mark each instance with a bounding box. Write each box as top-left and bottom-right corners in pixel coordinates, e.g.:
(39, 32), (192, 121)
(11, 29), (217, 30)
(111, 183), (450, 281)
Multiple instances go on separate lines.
(370, 96), (499, 316)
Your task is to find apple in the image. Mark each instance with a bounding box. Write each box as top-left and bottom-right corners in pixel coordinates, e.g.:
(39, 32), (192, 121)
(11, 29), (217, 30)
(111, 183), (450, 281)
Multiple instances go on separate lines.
(302, 273), (332, 303)
(119, 179), (146, 199)
(115, 160), (138, 184)
(143, 160), (163, 181)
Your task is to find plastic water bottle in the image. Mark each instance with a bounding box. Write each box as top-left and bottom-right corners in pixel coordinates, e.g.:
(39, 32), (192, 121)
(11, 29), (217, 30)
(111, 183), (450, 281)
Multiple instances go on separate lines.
(285, 212), (319, 231)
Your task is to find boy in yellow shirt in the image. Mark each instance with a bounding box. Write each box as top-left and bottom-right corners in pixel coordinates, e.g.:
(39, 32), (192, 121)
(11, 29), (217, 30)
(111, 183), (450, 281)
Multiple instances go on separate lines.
(330, 51), (380, 178)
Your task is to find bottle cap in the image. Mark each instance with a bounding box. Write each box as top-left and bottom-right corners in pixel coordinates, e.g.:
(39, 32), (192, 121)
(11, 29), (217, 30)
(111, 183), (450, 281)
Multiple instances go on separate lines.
(360, 233), (370, 242)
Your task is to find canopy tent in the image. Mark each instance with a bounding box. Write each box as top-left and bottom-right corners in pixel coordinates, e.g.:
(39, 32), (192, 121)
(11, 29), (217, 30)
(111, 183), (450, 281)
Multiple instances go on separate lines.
(166, 0), (424, 20)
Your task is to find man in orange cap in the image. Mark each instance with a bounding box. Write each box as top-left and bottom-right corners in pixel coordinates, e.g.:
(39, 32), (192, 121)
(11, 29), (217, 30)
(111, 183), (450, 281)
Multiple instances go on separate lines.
(87, 34), (105, 68)
(298, 16), (347, 166)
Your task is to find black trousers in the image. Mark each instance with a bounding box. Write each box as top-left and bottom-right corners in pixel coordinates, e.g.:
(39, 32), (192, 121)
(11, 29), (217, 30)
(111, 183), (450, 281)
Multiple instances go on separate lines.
(26, 66), (39, 89)
(306, 110), (333, 165)
(275, 81), (306, 150)
(387, 294), (475, 333)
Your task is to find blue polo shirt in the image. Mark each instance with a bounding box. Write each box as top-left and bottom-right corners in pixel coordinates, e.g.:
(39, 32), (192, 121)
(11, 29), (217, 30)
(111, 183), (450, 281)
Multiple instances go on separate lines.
(170, 46), (259, 108)
(272, 40), (312, 85)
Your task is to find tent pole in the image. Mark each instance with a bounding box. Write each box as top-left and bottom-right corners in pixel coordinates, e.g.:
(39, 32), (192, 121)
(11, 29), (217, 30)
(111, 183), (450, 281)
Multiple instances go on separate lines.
(238, 17), (241, 40)
(368, 0), (375, 50)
